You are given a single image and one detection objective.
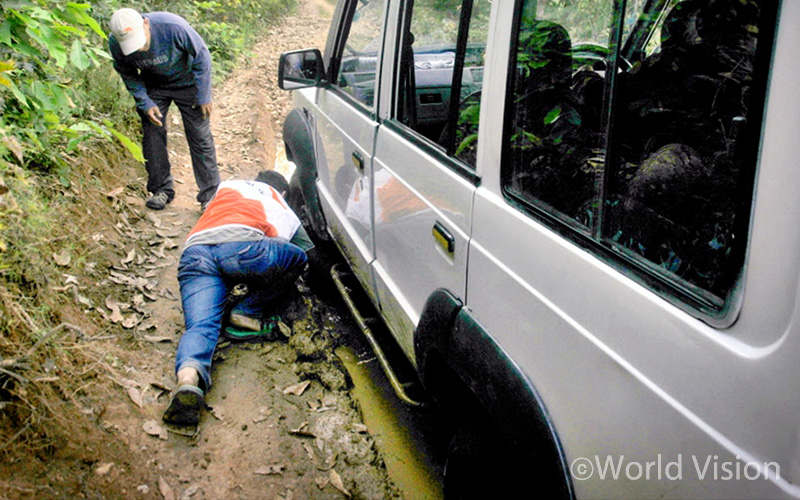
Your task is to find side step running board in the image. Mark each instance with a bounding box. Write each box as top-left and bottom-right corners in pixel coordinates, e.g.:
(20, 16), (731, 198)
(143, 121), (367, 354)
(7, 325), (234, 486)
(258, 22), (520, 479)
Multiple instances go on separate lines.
(330, 264), (424, 407)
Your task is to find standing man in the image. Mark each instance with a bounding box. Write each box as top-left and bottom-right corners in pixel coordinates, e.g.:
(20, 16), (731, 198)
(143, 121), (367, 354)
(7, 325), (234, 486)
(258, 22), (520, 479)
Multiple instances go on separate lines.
(108, 8), (220, 211)
(163, 171), (311, 426)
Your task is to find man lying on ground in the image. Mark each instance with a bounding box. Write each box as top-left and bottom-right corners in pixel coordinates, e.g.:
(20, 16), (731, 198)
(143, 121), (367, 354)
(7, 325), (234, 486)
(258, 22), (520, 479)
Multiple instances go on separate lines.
(163, 171), (312, 425)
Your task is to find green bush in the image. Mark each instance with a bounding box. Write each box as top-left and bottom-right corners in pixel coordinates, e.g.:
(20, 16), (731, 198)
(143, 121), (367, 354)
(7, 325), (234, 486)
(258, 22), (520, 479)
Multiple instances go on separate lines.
(0, 0), (294, 177)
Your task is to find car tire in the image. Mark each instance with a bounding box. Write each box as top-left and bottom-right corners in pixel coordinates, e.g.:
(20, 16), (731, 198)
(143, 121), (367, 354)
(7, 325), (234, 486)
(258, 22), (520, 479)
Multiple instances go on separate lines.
(443, 417), (522, 499)
(288, 173), (339, 294)
(443, 412), (566, 499)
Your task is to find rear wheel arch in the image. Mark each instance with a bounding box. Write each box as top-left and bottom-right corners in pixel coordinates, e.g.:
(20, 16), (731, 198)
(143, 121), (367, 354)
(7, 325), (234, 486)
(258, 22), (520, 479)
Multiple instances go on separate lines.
(415, 289), (575, 498)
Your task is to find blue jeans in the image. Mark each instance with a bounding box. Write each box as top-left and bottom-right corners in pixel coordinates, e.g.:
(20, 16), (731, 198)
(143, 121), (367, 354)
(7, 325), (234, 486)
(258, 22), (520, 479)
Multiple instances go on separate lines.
(176, 239), (307, 389)
(139, 86), (220, 203)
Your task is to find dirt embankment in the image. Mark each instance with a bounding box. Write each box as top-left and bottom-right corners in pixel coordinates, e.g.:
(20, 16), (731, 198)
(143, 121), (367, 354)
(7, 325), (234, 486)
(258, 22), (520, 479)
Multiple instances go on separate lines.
(1, 0), (405, 498)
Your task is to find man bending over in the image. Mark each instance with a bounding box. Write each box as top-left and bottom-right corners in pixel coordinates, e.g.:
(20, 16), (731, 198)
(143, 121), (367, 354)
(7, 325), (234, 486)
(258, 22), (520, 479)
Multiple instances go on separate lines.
(163, 171), (310, 425)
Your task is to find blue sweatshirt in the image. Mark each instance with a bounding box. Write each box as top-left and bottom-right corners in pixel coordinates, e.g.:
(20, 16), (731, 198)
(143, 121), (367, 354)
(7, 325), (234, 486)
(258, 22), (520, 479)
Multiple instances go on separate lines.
(108, 12), (212, 111)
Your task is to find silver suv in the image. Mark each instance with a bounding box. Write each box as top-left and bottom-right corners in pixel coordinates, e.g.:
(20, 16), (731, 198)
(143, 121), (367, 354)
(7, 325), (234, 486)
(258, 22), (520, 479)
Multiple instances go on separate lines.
(278, 1), (800, 498)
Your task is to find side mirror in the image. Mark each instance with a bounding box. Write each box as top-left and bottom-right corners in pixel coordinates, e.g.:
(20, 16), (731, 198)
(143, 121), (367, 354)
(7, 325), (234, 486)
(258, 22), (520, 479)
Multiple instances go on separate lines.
(278, 49), (325, 90)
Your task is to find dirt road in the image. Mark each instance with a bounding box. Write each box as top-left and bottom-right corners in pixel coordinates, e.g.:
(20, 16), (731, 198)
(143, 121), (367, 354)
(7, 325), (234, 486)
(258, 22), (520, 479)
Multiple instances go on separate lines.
(100, 0), (406, 498)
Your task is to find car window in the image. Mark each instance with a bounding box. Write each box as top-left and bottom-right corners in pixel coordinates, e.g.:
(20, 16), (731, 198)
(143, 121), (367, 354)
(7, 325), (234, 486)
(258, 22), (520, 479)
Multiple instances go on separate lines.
(502, 0), (774, 313)
(503, 0), (609, 228)
(395, 0), (490, 169)
(335, 0), (387, 109)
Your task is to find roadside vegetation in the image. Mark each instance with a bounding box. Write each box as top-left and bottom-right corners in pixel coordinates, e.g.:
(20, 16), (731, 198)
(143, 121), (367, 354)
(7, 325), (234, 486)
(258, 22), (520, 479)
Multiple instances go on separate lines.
(0, 0), (292, 469)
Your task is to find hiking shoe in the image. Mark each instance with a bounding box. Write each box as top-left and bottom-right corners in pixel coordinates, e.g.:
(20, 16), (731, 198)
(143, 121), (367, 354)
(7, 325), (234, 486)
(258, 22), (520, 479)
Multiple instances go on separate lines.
(162, 385), (204, 426)
(146, 191), (170, 210)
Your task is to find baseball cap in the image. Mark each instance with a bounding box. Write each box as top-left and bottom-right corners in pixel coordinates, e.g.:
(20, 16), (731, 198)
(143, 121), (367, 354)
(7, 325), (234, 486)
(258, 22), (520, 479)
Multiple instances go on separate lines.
(110, 8), (146, 55)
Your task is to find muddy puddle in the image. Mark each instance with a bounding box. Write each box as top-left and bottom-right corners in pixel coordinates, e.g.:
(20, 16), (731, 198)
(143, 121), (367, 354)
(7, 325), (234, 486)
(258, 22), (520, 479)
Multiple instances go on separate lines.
(337, 345), (444, 499)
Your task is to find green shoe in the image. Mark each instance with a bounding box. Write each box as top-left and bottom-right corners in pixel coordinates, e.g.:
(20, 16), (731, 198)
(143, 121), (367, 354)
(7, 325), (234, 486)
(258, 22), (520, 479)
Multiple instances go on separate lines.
(223, 315), (281, 342)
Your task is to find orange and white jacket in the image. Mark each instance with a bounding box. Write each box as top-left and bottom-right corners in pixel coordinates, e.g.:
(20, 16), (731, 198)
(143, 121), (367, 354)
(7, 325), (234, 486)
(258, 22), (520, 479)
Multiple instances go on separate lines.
(185, 180), (301, 248)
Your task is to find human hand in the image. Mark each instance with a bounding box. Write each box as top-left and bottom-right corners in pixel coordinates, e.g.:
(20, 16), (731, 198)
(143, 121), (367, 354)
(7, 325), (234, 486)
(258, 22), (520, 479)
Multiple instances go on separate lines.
(145, 106), (163, 127)
(200, 103), (213, 120)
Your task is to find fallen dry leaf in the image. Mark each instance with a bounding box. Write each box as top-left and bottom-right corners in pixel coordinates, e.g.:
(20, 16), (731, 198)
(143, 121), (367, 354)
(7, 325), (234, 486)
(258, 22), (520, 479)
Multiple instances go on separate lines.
(148, 379), (172, 393)
(254, 464), (285, 475)
(278, 321), (292, 338)
(146, 213), (162, 227)
(317, 452), (338, 471)
(105, 297), (124, 323)
(159, 476), (175, 500)
(329, 469), (351, 498)
(121, 314), (140, 329)
(121, 248), (136, 265)
(303, 442), (315, 460)
(208, 406), (224, 421)
(127, 386), (143, 408)
(106, 186), (124, 198)
(282, 380), (311, 396)
(53, 251), (71, 267)
(289, 422), (316, 439)
(95, 462), (114, 476)
(143, 335), (172, 343)
(143, 420), (164, 436)
(182, 484), (199, 498)
(76, 293), (92, 308)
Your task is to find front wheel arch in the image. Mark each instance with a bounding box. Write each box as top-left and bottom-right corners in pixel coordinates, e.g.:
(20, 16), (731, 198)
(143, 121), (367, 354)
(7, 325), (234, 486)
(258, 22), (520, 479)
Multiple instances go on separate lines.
(283, 108), (329, 243)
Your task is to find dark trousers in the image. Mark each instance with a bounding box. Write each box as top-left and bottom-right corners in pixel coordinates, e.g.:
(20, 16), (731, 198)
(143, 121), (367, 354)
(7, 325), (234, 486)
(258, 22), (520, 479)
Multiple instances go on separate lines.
(138, 86), (221, 204)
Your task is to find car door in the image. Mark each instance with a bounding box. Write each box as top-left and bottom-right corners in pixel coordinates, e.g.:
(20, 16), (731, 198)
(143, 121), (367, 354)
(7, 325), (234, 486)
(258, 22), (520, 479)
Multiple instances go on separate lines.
(371, 0), (492, 360)
(314, 0), (387, 300)
(467, 1), (789, 497)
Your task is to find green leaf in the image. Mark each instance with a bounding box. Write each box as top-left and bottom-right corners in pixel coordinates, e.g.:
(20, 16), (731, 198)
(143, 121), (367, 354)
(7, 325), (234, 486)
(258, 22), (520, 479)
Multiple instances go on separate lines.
(51, 84), (72, 111)
(6, 79), (29, 108)
(38, 23), (68, 67)
(31, 81), (55, 110)
(70, 40), (90, 70)
(102, 119), (145, 163)
(544, 105), (562, 125)
(455, 133), (478, 156)
(68, 122), (92, 132)
(67, 3), (107, 39)
(0, 20), (13, 46)
(88, 46), (113, 61)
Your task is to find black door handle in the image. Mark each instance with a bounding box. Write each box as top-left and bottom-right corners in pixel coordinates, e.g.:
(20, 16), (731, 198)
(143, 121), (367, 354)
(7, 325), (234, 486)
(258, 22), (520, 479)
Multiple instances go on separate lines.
(432, 221), (454, 253)
(352, 151), (364, 171)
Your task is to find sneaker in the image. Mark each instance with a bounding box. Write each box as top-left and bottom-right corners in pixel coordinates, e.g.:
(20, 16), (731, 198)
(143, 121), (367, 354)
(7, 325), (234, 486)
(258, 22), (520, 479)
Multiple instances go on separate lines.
(223, 315), (281, 342)
(146, 191), (171, 210)
(200, 200), (210, 213)
(162, 385), (204, 426)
